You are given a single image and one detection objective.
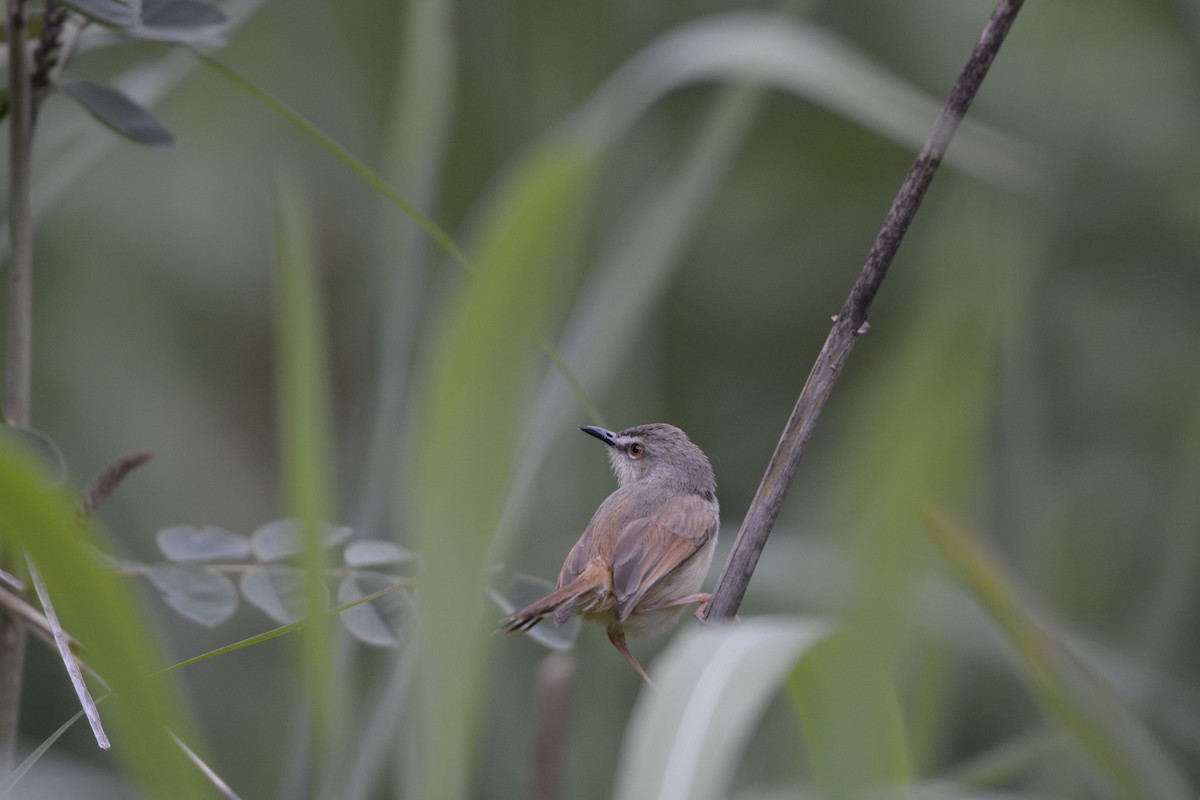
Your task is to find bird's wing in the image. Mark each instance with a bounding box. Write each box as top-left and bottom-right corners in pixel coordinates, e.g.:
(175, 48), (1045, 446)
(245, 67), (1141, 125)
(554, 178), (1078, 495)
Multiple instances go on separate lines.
(610, 493), (718, 621)
(551, 491), (626, 626)
(557, 531), (593, 588)
(556, 488), (631, 588)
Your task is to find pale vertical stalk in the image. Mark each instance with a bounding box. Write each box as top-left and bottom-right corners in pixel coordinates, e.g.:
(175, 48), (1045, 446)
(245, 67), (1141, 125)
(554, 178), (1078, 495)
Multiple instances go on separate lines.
(1, 0), (34, 772)
(353, 0), (457, 540)
(334, 1), (457, 796)
(25, 561), (108, 748)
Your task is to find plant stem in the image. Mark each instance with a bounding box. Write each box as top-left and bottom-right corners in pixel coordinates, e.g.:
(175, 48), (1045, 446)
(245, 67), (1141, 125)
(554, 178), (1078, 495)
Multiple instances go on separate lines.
(5, 0), (33, 428)
(703, 0), (1027, 621)
(26, 560), (109, 748)
(31, 2), (68, 120)
(1, 0), (34, 771)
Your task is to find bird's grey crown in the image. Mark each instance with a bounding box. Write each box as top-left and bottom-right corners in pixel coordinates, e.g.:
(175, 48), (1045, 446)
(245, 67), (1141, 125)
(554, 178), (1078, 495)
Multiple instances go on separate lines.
(601, 423), (717, 498)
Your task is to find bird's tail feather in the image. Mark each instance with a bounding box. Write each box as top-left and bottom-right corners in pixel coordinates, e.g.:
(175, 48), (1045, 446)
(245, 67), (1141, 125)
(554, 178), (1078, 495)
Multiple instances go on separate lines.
(498, 569), (606, 633)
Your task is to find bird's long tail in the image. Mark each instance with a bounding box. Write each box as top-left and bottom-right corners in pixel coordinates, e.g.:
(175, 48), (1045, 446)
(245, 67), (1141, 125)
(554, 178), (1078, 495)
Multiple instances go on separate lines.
(498, 568), (607, 633)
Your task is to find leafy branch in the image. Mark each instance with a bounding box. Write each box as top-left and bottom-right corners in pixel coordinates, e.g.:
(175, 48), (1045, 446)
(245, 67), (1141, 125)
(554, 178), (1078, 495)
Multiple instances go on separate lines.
(111, 520), (418, 647)
(1, 0), (227, 769)
(0, 561), (415, 798)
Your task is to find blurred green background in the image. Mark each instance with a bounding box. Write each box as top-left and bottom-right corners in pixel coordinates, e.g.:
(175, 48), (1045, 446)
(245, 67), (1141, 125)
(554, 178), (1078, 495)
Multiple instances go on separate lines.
(8, 0), (1200, 797)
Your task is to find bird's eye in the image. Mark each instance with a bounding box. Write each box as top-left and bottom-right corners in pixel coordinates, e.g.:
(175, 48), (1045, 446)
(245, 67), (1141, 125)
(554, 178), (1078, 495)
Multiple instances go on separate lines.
(627, 442), (645, 458)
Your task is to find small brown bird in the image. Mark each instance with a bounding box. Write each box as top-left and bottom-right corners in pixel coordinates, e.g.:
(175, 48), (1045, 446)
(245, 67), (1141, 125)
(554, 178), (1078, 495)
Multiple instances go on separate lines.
(500, 423), (719, 685)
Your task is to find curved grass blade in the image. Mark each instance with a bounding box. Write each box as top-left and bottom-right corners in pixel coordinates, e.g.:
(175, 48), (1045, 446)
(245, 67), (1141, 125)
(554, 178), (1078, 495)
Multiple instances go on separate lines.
(411, 136), (596, 800)
(195, 54), (603, 426)
(26, 560), (109, 748)
(787, 631), (912, 796)
(614, 617), (833, 800)
(0, 439), (206, 797)
(198, 53), (468, 271)
(566, 12), (1045, 190)
(273, 170), (337, 739)
(921, 506), (1194, 800)
(0, 710), (85, 795)
(155, 580), (410, 676)
(494, 84), (763, 556)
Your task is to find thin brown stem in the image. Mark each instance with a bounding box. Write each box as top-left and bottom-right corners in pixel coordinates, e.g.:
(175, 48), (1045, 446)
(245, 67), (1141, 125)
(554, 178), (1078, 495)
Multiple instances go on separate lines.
(1, 0), (35, 772)
(703, 0), (1027, 621)
(5, 0), (33, 429)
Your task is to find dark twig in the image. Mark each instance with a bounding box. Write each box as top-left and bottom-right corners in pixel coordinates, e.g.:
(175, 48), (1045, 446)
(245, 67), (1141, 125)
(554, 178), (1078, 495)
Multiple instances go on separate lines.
(4, 0), (33, 430)
(31, 2), (69, 119)
(1, 0), (35, 773)
(79, 451), (153, 519)
(703, 0), (1027, 621)
(0, 585), (71, 653)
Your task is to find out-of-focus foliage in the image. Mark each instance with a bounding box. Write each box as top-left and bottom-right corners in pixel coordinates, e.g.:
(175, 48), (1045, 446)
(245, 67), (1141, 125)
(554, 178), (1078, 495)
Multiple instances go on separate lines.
(0, 439), (207, 798)
(6, 0), (1199, 797)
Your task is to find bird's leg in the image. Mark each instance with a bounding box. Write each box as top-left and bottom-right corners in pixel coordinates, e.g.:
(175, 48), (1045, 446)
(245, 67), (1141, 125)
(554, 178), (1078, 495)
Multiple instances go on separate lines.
(635, 592), (712, 616)
(607, 628), (656, 689)
(634, 592), (741, 623)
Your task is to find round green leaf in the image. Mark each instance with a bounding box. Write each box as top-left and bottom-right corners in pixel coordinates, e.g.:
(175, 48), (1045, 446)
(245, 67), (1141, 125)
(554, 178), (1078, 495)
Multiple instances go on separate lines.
(58, 0), (140, 28)
(0, 426), (67, 485)
(337, 572), (414, 647)
(134, 0), (228, 43)
(156, 525), (250, 562)
(251, 518), (352, 562)
(0, 395), (208, 795)
(343, 540), (416, 568)
(148, 564), (237, 627)
(59, 80), (174, 149)
(84, 543), (131, 572)
(239, 565), (328, 624)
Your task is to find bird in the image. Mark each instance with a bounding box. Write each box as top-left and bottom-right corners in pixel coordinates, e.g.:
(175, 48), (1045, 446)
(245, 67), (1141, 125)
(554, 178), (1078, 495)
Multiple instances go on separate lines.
(499, 423), (719, 686)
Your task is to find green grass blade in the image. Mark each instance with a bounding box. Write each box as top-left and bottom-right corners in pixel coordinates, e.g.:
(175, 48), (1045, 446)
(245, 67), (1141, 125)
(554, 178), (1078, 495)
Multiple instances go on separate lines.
(351, 0), (458, 543)
(198, 53), (602, 443)
(411, 136), (595, 800)
(786, 631), (912, 796)
(0, 439), (206, 798)
(822, 189), (1029, 771)
(201, 53), (470, 272)
(154, 581), (410, 676)
(272, 172), (337, 747)
(567, 12), (1044, 190)
(494, 83), (764, 555)
(0, 709), (85, 795)
(613, 618), (833, 800)
(921, 507), (1194, 800)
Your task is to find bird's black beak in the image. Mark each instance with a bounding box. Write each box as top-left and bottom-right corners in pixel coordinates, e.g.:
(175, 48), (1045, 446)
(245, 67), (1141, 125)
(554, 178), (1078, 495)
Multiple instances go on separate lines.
(580, 425), (618, 447)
